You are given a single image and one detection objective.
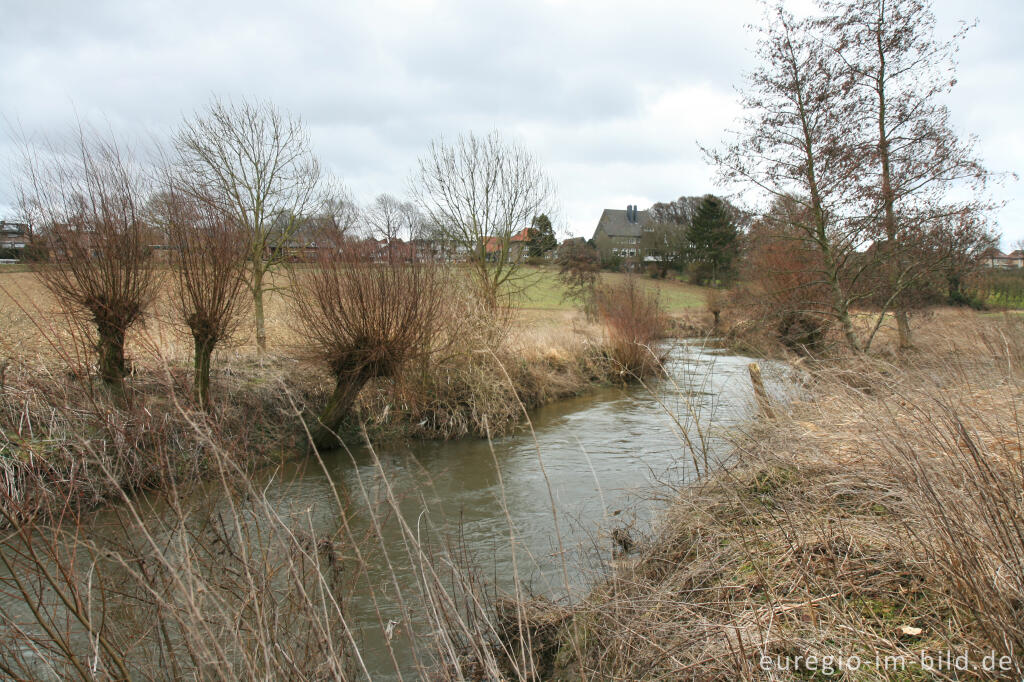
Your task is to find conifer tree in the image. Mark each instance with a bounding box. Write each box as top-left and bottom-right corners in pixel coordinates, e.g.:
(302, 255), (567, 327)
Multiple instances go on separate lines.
(528, 213), (557, 257)
(686, 194), (738, 286)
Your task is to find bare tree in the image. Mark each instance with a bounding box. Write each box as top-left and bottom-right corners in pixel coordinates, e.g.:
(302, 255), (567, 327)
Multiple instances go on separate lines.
(291, 239), (447, 450)
(173, 97), (328, 353)
(705, 7), (870, 351)
(556, 238), (601, 317)
(364, 193), (422, 244)
(16, 128), (159, 384)
(711, 3), (998, 353)
(412, 131), (554, 307)
(821, 0), (995, 349)
(161, 190), (249, 409)
(319, 191), (361, 239)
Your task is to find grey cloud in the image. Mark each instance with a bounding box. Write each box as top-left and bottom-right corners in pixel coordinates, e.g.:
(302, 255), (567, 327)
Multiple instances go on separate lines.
(0, 0), (1020, 241)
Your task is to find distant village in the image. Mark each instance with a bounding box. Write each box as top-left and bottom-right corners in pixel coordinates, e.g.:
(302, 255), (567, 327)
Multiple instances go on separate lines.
(1, 202), (677, 265)
(3, 206), (1020, 269)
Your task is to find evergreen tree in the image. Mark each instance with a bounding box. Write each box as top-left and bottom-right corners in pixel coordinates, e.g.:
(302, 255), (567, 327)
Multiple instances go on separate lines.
(528, 213), (558, 257)
(686, 195), (738, 285)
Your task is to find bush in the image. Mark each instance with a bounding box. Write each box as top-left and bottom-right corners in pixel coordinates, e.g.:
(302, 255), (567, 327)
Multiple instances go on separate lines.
(969, 268), (1024, 309)
(594, 276), (668, 378)
(645, 263), (666, 279)
(705, 288), (727, 326)
(20, 243), (48, 262)
(776, 311), (829, 354)
(728, 214), (836, 355)
(686, 262), (717, 286)
(600, 253), (623, 271)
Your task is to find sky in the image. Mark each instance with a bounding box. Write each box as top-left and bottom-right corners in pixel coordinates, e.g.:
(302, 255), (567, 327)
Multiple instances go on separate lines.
(1, 0), (1021, 244)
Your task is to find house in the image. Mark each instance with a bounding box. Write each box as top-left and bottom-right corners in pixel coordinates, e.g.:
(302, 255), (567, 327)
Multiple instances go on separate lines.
(376, 238), (418, 263)
(483, 227), (534, 262)
(982, 248), (1024, 268)
(591, 205), (653, 262)
(0, 221), (30, 257)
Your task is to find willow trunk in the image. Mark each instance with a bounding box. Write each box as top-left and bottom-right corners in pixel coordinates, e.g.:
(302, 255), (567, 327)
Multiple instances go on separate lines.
(97, 324), (128, 385)
(193, 335), (216, 410)
(310, 370), (374, 451)
(253, 268), (267, 354)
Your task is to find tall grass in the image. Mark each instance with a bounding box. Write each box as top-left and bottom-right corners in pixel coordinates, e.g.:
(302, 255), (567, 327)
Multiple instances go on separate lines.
(487, 310), (1024, 679)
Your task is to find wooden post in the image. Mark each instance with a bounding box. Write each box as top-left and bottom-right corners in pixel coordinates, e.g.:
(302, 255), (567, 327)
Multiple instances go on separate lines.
(748, 362), (775, 419)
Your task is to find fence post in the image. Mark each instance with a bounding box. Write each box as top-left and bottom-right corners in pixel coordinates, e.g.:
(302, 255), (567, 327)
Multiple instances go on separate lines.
(748, 362), (775, 419)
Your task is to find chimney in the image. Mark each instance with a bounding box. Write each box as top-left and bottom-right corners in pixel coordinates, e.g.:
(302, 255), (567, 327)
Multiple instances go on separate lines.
(626, 204), (633, 223)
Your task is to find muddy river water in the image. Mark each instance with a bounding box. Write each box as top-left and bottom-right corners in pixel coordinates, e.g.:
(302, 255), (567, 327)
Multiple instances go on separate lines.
(1, 342), (787, 679)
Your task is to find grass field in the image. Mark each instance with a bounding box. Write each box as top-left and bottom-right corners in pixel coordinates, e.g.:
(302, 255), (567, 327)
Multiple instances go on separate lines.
(0, 266), (709, 363)
(513, 266), (707, 311)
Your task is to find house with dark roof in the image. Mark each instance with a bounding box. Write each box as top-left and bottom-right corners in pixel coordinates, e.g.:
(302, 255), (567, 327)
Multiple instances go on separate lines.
(0, 221), (29, 249)
(0, 221), (31, 262)
(591, 205), (654, 261)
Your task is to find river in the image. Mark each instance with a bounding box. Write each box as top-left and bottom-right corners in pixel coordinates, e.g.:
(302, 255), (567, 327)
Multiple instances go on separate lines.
(0, 341), (786, 680)
(261, 341), (783, 678)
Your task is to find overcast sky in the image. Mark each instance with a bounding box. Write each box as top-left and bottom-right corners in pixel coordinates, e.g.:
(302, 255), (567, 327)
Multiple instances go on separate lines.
(1, 0), (1020, 244)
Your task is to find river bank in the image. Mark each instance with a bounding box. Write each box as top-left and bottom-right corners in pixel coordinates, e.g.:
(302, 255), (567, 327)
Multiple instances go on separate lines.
(0, 266), (703, 512)
(0, 316), (630, 512)
(500, 308), (1024, 679)
(0, 335), (772, 680)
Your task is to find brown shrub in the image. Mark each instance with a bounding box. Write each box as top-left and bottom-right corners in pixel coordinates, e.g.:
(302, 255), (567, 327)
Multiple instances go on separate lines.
(594, 275), (669, 378)
(730, 208), (833, 355)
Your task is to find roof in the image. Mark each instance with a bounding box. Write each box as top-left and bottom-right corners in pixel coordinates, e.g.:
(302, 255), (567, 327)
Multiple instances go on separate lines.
(483, 228), (533, 253)
(985, 249), (1021, 260)
(510, 227), (532, 242)
(593, 208), (650, 239)
(0, 221), (29, 235)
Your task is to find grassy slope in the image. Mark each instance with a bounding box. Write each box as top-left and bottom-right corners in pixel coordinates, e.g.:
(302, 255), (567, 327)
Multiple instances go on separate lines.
(514, 266), (707, 312)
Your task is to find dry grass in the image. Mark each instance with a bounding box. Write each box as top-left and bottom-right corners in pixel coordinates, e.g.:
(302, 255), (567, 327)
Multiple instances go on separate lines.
(0, 268), (627, 503)
(7, 259), (1022, 680)
(1, 269), (605, 368)
(499, 308), (1024, 680)
(352, 298), (615, 440)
